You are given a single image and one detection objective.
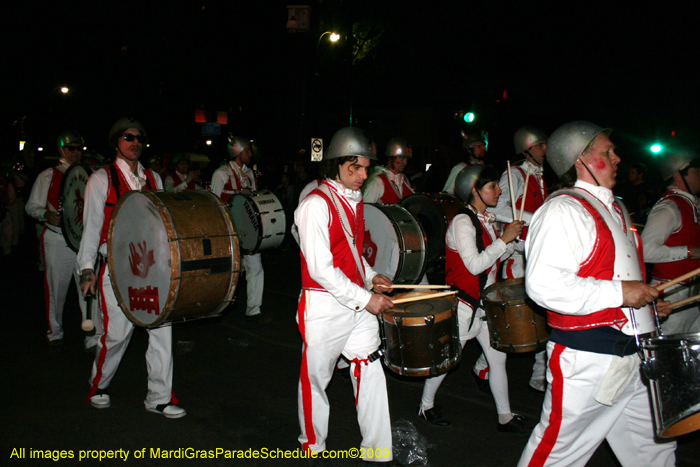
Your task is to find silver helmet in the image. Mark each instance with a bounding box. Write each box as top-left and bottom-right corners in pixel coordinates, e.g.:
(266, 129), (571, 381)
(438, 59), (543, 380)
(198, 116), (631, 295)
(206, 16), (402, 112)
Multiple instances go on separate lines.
(108, 118), (147, 149)
(461, 129), (485, 149)
(227, 135), (251, 158)
(326, 127), (377, 160)
(385, 137), (412, 158)
(56, 130), (85, 152)
(547, 121), (611, 177)
(514, 126), (547, 155)
(455, 164), (485, 202)
(659, 149), (700, 181)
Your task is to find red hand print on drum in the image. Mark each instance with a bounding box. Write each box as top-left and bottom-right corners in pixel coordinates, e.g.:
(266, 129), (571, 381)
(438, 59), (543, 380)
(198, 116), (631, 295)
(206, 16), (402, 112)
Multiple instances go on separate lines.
(128, 286), (160, 315)
(363, 229), (377, 267)
(128, 241), (156, 278)
(73, 188), (84, 227)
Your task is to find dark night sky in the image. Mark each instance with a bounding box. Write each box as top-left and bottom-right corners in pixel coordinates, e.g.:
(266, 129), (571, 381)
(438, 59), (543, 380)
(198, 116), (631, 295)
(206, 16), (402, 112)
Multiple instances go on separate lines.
(3, 1), (699, 170)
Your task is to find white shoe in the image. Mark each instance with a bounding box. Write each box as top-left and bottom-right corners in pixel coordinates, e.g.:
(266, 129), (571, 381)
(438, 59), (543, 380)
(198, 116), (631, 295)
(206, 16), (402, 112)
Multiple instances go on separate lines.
(147, 403), (186, 419)
(90, 391), (111, 409)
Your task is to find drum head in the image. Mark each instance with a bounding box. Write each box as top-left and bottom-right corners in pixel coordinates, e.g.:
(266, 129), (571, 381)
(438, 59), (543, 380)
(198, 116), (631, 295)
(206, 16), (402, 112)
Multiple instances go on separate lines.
(401, 194), (449, 263)
(384, 291), (456, 320)
(108, 192), (173, 327)
(483, 278), (527, 303)
(363, 204), (401, 280)
(60, 164), (90, 252)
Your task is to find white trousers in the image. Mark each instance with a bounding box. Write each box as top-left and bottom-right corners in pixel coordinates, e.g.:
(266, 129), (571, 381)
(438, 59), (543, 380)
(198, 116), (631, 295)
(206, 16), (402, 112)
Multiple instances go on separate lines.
(420, 302), (511, 416)
(517, 341), (676, 467)
(297, 290), (392, 459)
(40, 228), (99, 347)
(242, 253), (264, 316)
(89, 263), (174, 408)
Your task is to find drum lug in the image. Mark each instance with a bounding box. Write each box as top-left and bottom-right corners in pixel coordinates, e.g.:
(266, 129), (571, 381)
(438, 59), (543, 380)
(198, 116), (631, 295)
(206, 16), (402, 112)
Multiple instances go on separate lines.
(641, 358), (659, 380)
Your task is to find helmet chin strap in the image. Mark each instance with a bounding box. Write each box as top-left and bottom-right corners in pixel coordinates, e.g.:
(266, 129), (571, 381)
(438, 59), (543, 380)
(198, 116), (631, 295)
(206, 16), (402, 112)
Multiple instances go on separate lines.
(680, 173), (693, 195)
(472, 188), (496, 211)
(578, 158), (602, 187)
(524, 150), (542, 166)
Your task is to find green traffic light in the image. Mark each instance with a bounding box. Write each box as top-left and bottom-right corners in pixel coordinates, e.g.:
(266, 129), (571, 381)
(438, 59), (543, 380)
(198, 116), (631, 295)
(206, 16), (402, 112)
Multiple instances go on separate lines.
(464, 112), (475, 123)
(650, 144), (662, 154)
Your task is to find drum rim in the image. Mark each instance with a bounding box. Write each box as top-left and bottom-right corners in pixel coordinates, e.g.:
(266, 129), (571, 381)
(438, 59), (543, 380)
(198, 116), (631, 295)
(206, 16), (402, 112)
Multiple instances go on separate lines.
(59, 163), (91, 253)
(365, 203), (428, 285)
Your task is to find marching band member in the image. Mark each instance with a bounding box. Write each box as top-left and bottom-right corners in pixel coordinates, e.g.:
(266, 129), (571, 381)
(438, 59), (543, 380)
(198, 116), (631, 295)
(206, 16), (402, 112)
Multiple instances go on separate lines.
(473, 126), (549, 394)
(442, 129), (487, 194)
(418, 164), (527, 432)
(26, 130), (99, 350)
(77, 118), (186, 419)
(519, 121), (675, 467)
(642, 150), (700, 334)
(363, 137), (415, 204)
(211, 135), (269, 323)
(295, 127), (395, 464)
(164, 153), (202, 192)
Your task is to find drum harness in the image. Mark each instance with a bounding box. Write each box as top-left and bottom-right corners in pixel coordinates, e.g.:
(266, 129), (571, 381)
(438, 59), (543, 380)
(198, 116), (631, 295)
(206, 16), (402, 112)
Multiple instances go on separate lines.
(458, 207), (489, 333)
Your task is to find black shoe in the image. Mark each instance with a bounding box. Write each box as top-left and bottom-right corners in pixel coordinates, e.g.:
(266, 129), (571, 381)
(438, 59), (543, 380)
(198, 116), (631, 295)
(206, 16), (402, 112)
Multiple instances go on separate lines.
(470, 371), (490, 394)
(497, 413), (529, 433)
(245, 313), (272, 324)
(417, 406), (451, 426)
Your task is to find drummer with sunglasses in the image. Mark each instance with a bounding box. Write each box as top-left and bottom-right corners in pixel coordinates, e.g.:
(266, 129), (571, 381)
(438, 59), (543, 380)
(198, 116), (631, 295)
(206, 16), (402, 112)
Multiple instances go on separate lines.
(26, 130), (100, 351)
(211, 135), (270, 324)
(77, 118), (186, 419)
(417, 164), (526, 431)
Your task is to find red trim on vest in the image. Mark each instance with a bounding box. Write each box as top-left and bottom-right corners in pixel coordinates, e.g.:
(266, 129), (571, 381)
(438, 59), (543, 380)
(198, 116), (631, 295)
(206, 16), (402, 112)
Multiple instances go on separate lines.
(378, 173), (412, 204)
(546, 194), (628, 331)
(46, 167), (63, 211)
(444, 214), (498, 302)
(301, 184), (366, 290)
(171, 172), (196, 190)
(651, 192), (700, 281)
(221, 165), (254, 203)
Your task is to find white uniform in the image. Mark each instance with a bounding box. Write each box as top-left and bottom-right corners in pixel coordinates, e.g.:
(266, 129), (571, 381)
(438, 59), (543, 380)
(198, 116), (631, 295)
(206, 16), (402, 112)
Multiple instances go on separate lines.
(211, 161), (264, 317)
(26, 158), (99, 348)
(642, 188), (700, 334)
(295, 180), (392, 459)
(77, 158), (174, 410)
(518, 180), (676, 467)
(419, 208), (515, 419)
(164, 171), (202, 192)
(442, 162), (468, 194)
(362, 166), (413, 204)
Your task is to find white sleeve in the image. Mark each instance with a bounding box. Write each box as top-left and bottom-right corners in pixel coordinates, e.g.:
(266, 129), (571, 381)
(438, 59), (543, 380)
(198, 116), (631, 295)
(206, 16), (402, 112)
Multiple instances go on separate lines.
(296, 195), (372, 311)
(25, 169), (53, 221)
(446, 214), (507, 275)
(492, 168), (534, 224)
(152, 171), (164, 190)
(641, 200), (686, 263)
(164, 175), (186, 192)
(210, 168), (227, 197)
(524, 197), (623, 315)
(77, 170), (108, 272)
(442, 163), (464, 194)
(362, 176), (384, 204)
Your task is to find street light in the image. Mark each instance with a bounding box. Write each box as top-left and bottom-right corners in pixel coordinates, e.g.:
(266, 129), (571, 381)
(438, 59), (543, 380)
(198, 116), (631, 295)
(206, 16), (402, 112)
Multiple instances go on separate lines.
(317, 31), (340, 50)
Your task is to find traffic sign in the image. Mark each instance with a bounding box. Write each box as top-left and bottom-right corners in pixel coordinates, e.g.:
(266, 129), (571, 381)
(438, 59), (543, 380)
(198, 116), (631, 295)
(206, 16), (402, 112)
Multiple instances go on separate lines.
(311, 138), (323, 161)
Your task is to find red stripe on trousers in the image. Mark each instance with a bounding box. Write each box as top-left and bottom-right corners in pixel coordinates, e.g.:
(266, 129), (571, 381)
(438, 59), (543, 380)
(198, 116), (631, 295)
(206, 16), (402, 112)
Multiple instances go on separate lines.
(40, 228), (52, 341)
(297, 292), (316, 452)
(528, 343), (566, 467)
(87, 263), (110, 401)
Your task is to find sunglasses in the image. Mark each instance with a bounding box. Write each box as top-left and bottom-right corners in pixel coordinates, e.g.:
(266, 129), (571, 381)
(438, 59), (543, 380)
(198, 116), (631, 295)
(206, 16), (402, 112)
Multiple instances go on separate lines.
(120, 133), (148, 144)
(64, 146), (83, 152)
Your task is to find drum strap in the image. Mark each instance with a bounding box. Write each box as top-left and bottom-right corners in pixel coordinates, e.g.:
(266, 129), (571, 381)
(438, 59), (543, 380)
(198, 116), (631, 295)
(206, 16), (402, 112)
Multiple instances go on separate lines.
(459, 207), (488, 331)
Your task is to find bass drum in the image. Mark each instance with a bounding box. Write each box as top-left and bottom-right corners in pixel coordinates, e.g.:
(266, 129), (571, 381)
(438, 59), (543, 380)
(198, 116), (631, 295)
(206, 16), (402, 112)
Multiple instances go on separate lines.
(401, 193), (463, 278)
(363, 203), (427, 284)
(381, 291), (460, 377)
(59, 163), (91, 252)
(108, 190), (240, 328)
(482, 278), (549, 353)
(640, 332), (700, 438)
(229, 190), (286, 255)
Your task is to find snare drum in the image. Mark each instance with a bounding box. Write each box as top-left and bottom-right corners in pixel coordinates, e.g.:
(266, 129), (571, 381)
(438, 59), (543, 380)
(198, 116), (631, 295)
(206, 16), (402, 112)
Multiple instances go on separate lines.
(482, 278), (549, 353)
(401, 193), (463, 267)
(229, 190), (286, 254)
(59, 163), (91, 252)
(363, 204), (427, 284)
(108, 190), (240, 328)
(640, 332), (700, 438)
(381, 292), (460, 376)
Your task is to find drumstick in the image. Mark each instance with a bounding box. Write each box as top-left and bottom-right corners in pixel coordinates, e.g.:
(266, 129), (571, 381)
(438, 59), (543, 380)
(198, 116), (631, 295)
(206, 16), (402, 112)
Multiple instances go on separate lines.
(375, 284), (451, 289)
(655, 266), (700, 292)
(666, 292), (700, 311)
(507, 161), (517, 221)
(391, 290), (457, 305)
(519, 171), (530, 222)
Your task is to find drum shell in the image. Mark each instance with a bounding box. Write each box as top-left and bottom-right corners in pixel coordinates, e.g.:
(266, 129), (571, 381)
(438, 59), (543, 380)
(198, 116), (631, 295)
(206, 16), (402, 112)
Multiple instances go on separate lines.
(381, 292), (460, 376)
(108, 190), (240, 328)
(59, 163), (91, 252)
(640, 332), (700, 438)
(482, 278), (549, 353)
(363, 203), (427, 284)
(229, 190), (286, 254)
